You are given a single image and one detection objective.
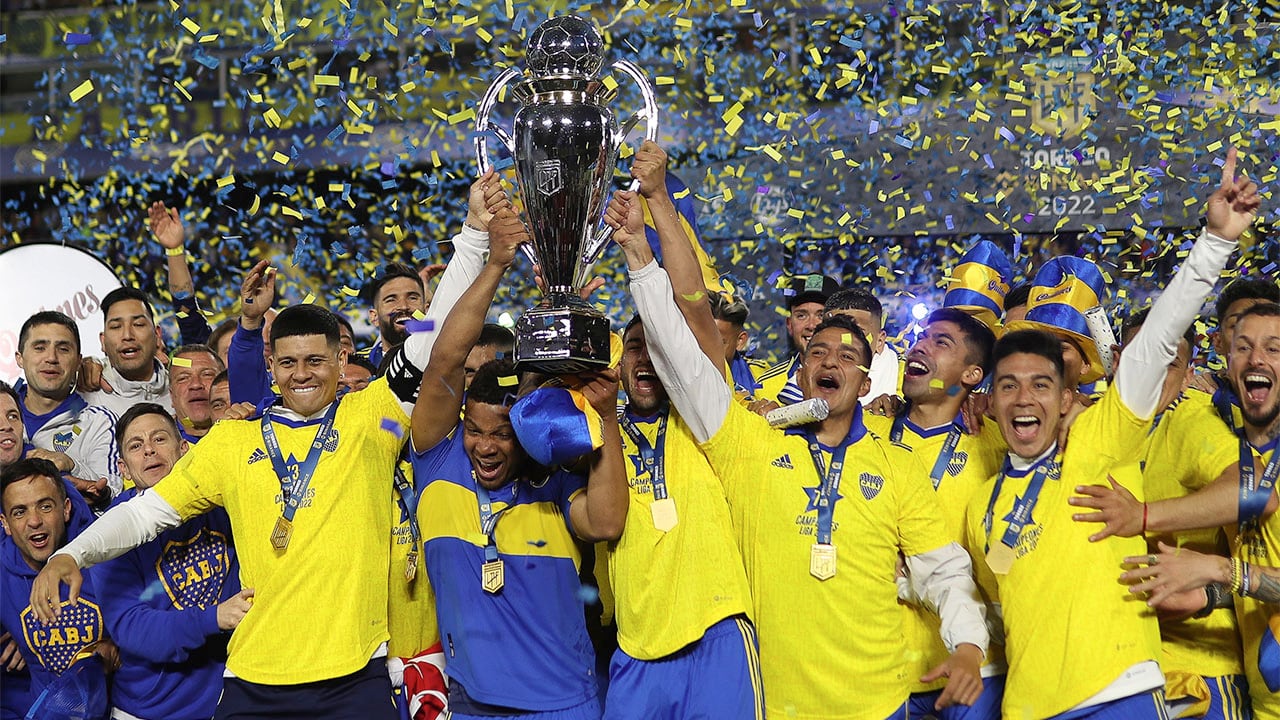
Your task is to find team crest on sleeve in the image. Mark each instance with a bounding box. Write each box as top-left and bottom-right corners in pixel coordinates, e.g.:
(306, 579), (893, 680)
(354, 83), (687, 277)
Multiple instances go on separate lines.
(859, 473), (884, 501)
(947, 451), (969, 476)
(156, 528), (231, 610)
(20, 600), (102, 675)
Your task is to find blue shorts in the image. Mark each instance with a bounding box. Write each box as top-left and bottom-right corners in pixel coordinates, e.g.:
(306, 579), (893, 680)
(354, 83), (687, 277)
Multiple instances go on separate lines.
(447, 696), (601, 720)
(213, 658), (398, 720)
(1049, 690), (1167, 720)
(908, 675), (1006, 720)
(603, 616), (763, 720)
(1167, 675), (1252, 720)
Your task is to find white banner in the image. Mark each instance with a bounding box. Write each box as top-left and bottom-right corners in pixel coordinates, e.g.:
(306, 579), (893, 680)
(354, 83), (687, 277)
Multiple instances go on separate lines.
(0, 244), (122, 384)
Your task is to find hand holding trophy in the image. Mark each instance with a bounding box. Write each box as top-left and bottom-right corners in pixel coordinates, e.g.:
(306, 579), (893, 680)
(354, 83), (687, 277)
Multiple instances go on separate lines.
(474, 15), (659, 374)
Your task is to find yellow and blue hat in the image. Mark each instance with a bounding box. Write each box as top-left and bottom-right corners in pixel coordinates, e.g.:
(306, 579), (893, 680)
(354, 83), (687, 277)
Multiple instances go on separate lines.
(510, 386), (606, 467)
(943, 241), (1015, 330)
(1004, 256), (1107, 384)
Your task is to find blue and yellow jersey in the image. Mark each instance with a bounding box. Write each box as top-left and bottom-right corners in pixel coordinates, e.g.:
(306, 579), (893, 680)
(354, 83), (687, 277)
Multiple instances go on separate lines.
(964, 388), (1160, 718)
(608, 408), (752, 661)
(701, 402), (949, 720)
(864, 412), (1008, 692)
(412, 428), (597, 712)
(152, 377), (409, 684)
(1232, 437), (1280, 720)
(1131, 390), (1244, 689)
(388, 457), (439, 659)
(728, 354), (769, 399)
(755, 355), (799, 407)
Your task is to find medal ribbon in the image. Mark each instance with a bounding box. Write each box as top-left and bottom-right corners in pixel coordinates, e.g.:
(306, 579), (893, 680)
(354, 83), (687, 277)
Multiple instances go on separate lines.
(393, 459), (421, 548)
(261, 399), (340, 524)
(475, 482), (518, 563)
(890, 411), (963, 490)
(983, 453), (1057, 553)
(1237, 438), (1280, 537)
(619, 410), (669, 501)
(805, 434), (848, 546)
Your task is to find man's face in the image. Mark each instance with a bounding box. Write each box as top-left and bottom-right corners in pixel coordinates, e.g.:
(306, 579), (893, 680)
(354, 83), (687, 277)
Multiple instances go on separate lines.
(17, 323), (80, 400)
(713, 319), (747, 365)
(340, 362), (373, 394)
(101, 299), (160, 379)
(621, 324), (668, 416)
(0, 393), (24, 468)
(1229, 314), (1280, 432)
(170, 352), (221, 429)
(1, 474), (70, 570)
(827, 307), (885, 353)
(1217, 298), (1269, 359)
(462, 400), (524, 490)
(212, 332), (233, 368)
(370, 277), (425, 347)
(464, 345), (501, 392)
(1059, 338), (1089, 388)
(117, 413), (187, 490)
(785, 302), (824, 354)
(991, 352), (1074, 459)
(338, 326), (356, 356)
(796, 326), (871, 417)
(902, 320), (980, 402)
(269, 335), (346, 417)
(209, 380), (231, 422)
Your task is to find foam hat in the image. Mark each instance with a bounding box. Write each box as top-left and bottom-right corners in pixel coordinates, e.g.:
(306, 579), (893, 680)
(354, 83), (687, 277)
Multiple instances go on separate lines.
(510, 386), (606, 467)
(943, 240), (1014, 331)
(1004, 256), (1107, 384)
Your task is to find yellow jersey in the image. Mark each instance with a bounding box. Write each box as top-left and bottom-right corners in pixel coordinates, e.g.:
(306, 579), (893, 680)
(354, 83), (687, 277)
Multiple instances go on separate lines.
(965, 387), (1161, 718)
(388, 457), (440, 658)
(864, 412), (1008, 693)
(1233, 439), (1280, 720)
(608, 408), (752, 660)
(153, 378), (408, 684)
(755, 355), (799, 406)
(701, 402), (950, 720)
(1136, 390), (1243, 684)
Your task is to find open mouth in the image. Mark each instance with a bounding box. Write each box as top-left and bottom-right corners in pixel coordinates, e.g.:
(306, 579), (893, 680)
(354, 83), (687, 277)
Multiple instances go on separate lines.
(144, 460), (168, 474)
(291, 385), (320, 396)
(27, 532), (50, 551)
(905, 358), (930, 377)
(0, 436), (16, 451)
(633, 369), (660, 392)
(474, 458), (504, 483)
(1244, 373), (1274, 405)
(815, 373), (841, 390)
(1010, 415), (1041, 442)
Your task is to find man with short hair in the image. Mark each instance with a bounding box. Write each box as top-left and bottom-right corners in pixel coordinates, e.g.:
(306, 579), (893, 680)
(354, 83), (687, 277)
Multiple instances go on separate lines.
(709, 291), (767, 397)
(1002, 284), (1031, 325)
(208, 371), (231, 423)
(463, 323), (516, 391)
(0, 458), (117, 712)
(358, 263), (426, 371)
(755, 273), (840, 406)
(97, 403), (248, 720)
(168, 344), (225, 444)
(14, 310), (120, 502)
(84, 287), (172, 417)
(825, 287), (901, 404)
(342, 356), (378, 395)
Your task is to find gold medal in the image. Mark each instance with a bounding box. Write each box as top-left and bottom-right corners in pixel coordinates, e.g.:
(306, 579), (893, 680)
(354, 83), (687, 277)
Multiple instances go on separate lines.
(650, 497), (678, 532)
(986, 543), (1015, 575)
(270, 516), (292, 551)
(810, 543), (837, 581)
(404, 548), (419, 581)
(481, 559), (505, 594)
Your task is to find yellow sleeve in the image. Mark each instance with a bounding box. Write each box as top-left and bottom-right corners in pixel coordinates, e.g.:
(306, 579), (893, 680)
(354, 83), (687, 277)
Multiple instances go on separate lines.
(1064, 386), (1150, 471)
(1161, 394), (1239, 492)
(885, 440), (951, 556)
(152, 424), (231, 520)
(964, 480), (1002, 606)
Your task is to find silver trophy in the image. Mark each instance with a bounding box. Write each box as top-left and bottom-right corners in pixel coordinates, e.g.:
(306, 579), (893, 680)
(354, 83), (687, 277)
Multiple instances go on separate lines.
(474, 15), (659, 374)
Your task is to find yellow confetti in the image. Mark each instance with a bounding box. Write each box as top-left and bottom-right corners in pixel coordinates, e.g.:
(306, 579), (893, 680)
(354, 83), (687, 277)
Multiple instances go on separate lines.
(68, 79), (94, 103)
(302, 294), (317, 304)
(180, 17), (201, 34)
(498, 375), (519, 387)
(271, 151), (290, 165)
(171, 356), (193, 368)
(315, 74), (340, 87)
(681, 291), (705, 301)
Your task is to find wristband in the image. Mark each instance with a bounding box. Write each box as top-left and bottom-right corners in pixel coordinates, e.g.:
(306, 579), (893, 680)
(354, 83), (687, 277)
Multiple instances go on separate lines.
(165, 247), (185, 257)
(1194, 583), (1221, 618)
(1231, 557), (1244, 595)
(1141, 502), (1148, 533)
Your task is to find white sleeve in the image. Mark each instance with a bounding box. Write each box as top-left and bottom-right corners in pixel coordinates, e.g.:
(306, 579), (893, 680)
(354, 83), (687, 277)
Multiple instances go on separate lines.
(628, 260), (731, 443)
(73, 406), (122, 496)
(906, 542), (991, 655)
(403, 224), (489, 370)
(1116, 230), (1236, 419)
(53, 491), (182, 568)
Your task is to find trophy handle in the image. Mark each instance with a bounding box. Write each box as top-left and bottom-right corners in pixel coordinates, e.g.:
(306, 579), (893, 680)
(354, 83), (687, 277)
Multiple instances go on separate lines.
(473, 67), (521, 174)
(573, 60), (661, 287)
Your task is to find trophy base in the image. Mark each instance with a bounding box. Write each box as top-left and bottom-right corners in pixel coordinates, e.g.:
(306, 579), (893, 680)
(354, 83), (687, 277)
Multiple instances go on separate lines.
(514, 299), (611, 375)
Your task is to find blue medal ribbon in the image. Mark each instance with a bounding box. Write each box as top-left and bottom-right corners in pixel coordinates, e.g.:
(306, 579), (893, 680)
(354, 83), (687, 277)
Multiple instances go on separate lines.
(983, 452), (1058, 554)
(475, 481), (517, 563)
(261, 399), (340, 523)
(890, 410), (963, 490)
(1213, 377), (1240, 432)
(393, 459), (421, 547)
(805, 434), (848, 546)
(1237, 437), (1280, 539)
(619, 410), (669, 501)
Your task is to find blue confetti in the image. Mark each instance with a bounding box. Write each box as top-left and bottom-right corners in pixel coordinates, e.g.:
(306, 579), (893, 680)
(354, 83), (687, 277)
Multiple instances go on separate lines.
(404, 319), (436, 333)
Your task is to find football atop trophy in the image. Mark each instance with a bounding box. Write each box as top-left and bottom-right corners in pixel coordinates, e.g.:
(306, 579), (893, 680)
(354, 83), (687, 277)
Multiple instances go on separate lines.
(525, 16), (605, 78)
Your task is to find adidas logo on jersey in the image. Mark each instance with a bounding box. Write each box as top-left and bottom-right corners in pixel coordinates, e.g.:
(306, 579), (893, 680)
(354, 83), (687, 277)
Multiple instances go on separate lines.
(247, 448), (268, 465)
(771, 454), (794, 469)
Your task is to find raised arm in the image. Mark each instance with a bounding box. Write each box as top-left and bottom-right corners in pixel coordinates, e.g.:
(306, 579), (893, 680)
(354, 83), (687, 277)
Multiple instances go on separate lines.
(1116, 148), (1257, 418)
(629, 142), (724, 375)
(567, 369), (629, 542)
(410, 202), (526, 452)
(228, 259), (275, 405)
(609, 192), (732, 443)
(148, 202), (211, 345)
